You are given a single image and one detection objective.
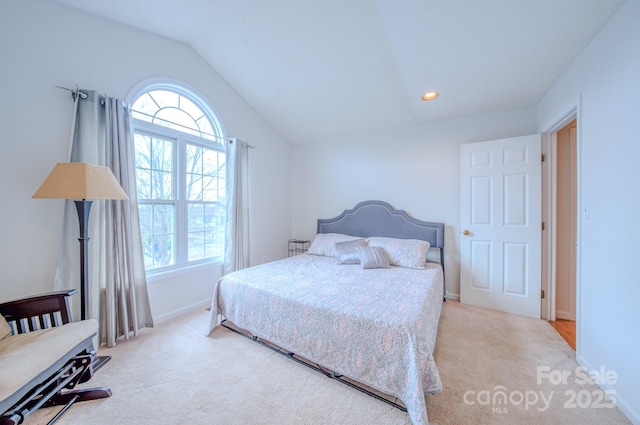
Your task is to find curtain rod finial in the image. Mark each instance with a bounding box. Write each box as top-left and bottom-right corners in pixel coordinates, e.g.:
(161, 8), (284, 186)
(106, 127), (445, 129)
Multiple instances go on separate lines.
(56, 85), (88, 99)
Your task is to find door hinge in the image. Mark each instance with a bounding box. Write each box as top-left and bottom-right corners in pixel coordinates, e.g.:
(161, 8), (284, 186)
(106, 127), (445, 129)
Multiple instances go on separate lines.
(541, 289), (545, 299)
(541, 153), (546, 162)
(542, 221), (545, 231)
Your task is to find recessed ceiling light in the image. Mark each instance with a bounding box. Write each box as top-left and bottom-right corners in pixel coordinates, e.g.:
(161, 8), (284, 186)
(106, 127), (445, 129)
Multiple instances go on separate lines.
(422, 91), (439, 101)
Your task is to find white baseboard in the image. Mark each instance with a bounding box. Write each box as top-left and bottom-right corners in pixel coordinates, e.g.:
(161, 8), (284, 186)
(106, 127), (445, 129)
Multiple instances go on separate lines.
(555, 309), (574, 320)
(445, 292), (460, 301)
(577, 354), (640, 425)
(153, 299), (211, 324)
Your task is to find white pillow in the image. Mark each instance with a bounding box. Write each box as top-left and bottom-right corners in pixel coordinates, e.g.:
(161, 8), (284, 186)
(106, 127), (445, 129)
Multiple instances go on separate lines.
(335, 239), (367, 264)
(366, 237), (430, 269)
(1, 314), (12, 340)
(356, 246), (390, 269)
(307, 233), (362, 257)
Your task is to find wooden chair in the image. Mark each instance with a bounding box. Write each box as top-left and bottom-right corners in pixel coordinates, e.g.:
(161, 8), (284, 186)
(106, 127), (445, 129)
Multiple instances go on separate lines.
(0, 290), (111, 425)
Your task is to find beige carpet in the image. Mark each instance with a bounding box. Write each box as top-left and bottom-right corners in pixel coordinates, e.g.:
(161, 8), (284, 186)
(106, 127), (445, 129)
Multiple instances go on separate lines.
(29, 301), (631, 425)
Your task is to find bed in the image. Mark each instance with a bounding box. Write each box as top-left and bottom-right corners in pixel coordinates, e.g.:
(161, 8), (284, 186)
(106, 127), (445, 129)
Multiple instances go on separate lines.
(206, 200), (445, 425)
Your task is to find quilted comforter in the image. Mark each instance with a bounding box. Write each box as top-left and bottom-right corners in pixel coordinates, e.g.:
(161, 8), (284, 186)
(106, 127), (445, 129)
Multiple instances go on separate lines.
(207, 254), (444, 425)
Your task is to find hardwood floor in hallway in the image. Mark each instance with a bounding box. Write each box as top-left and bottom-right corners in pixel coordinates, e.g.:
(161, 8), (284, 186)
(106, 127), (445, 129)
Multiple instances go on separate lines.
(549, 319), (576, 350)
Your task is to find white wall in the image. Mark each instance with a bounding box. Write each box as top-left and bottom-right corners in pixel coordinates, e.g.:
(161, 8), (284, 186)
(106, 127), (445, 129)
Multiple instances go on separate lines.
(537, 0), (640, 422)
(0, 0), (292, 320)
(291, 106), (538, 298)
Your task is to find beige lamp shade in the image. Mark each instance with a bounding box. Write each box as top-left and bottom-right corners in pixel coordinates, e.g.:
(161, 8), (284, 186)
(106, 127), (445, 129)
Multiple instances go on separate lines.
(32, 162), (128, 200)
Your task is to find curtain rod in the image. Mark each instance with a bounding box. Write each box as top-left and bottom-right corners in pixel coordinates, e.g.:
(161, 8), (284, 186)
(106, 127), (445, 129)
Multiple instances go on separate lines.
(131, 109), (235, 144)
(56, 84), (254, 148)
(56, 84), (87, 99)
(230, 139), (256, 149)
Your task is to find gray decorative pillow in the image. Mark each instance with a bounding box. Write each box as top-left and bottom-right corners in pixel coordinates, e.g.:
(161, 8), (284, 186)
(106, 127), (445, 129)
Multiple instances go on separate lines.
(356, 246), (390, 269)
(1, 314), (12, 340)
(335, 239), (367, 264)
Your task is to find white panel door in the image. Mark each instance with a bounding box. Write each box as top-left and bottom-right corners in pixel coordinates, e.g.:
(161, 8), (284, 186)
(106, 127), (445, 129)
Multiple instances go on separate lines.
(460, 135), (542, 318)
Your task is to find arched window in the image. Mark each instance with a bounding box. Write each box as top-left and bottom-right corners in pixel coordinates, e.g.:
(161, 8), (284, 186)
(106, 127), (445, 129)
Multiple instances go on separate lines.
(129, 82), (226, 273)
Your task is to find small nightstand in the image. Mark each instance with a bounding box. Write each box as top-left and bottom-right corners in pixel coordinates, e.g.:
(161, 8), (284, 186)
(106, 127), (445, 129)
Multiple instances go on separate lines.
(288, 239), (310, 257)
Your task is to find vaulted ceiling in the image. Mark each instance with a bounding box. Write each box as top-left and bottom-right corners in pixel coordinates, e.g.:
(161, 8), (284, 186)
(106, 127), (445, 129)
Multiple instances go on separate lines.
(50, 0), (626, 144)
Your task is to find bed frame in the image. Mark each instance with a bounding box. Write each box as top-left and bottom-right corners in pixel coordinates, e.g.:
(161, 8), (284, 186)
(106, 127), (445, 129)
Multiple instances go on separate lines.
(221, 200), (446, 413)
(317, 200), (445, 297)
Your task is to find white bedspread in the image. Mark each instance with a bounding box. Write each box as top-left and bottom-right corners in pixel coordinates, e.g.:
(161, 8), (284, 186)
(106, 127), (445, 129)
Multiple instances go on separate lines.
(207, 254), (444, 425)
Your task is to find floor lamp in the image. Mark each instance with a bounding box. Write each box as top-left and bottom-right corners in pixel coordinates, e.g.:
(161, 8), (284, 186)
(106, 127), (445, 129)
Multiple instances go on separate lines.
(32, 162), (128, 322)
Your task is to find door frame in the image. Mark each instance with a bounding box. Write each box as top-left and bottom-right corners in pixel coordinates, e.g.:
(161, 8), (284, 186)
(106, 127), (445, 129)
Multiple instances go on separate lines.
(540, 97), (581, 349)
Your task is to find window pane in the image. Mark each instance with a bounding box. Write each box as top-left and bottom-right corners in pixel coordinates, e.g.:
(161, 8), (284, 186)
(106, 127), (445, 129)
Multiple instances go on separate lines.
(188, 203), (204, 232)
(203, 149), (218, 175)
(153, 204), (174, 235)
(187, 203), (205, 260)
(187, 173), (203, 201)
(136, 136), (174, 201)
(187, 203), (224, 261)
(138, 204), (152, 237)
(132, 89), (220, 142)
(135, 134), (175, 200)
(188, 231), (205, 262)
(135, 169), (151, 200)
(152, 138), (173, 172)
(206, 204), (225, 257)
(148, 204), (175, 269)
(209, 149), (225, 202)
(134, 134), (151, 168)
(153, 234), (175, 268)
(202, 176), (217, 202)
(186, 143), (223, 203)
(218, 157), (226, 199)
(207, 230), (224, 258)
(152, 170), (173, 200)
(149, 90), (179, 109)
(187, 145), (203, 173)
(186, 144), (203, 201)
(134, 135), (152, 200)
(196, 116), (215, 141)
(139, 203), (175, 270)
(141, 235), (154, 269)
(155, 108), (199, 136)
(179, 95), (203, 122)
(131, 93), (156, 123)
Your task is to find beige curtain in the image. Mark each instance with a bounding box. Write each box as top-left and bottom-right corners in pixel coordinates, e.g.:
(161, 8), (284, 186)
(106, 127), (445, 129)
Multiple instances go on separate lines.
(55, 90), (153, 347)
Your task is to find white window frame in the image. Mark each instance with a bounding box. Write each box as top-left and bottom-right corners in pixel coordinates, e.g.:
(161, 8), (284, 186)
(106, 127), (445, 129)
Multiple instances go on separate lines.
(128, 80), (227, 276)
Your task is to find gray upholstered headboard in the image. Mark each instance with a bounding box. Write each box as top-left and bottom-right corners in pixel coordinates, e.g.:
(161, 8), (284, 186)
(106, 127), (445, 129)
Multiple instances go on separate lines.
(317, 200), (445, 281)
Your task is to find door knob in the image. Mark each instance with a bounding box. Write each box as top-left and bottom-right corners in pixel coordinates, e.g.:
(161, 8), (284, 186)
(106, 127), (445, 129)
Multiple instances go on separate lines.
(463, 230), (470, 236)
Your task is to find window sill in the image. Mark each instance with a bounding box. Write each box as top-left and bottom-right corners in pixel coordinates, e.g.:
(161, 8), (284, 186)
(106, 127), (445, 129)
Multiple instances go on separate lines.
(146, 260), (223, 283)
